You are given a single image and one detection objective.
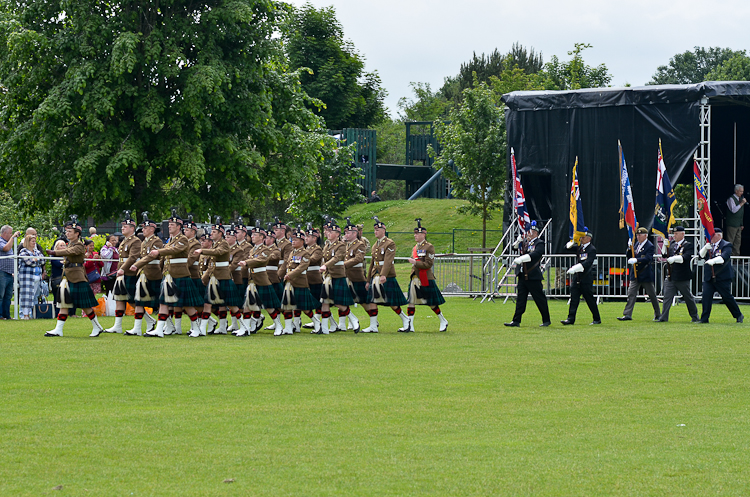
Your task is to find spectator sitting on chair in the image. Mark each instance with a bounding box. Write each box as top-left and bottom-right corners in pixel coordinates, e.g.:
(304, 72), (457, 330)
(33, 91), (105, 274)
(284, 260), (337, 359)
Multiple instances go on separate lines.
(18, 234), (43, 320)
(366, 190), (382, 203)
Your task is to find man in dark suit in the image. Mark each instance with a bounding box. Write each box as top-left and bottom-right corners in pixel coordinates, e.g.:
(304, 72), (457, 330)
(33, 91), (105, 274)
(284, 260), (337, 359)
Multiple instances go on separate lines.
(561, 228), (601, 325)
(698, 228), (743, 323)
(505, 221), (551, 327)
(658, 226), (699, 322)
(618, 226), (661, 321)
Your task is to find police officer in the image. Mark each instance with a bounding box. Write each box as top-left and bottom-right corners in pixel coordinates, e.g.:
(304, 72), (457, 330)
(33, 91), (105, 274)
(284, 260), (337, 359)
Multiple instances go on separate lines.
(405, 219), (448, 332)
(658, 226), (699, 323)
(504, 221), (551, 327)
(617, 226), (661, 322)
(561, 228), (601, 325)
(698, 228), (744, 323)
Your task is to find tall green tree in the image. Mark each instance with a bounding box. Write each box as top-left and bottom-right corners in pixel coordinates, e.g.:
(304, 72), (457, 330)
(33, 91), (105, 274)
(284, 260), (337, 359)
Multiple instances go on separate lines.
(432, 78), (505, 248)
(540, 43), (611, 90)
(649, 46), (745, 85)
(706, 51), (750, 81)
(397, 82), (452, 122)
(284, 3), (386, 130)
(0, 0), (332, 221)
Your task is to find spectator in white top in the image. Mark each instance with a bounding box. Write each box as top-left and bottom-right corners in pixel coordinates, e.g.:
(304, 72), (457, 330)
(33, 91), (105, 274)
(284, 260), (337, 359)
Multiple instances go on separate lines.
(726, 184), (746, 256)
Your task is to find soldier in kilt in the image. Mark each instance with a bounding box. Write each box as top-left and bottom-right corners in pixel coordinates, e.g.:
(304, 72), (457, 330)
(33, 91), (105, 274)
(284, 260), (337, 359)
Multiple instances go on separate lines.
(183, 215), (205, 333)
(272, 218), (293, 292)
(319, 219), (359, 334)
(137, 211), (203, 337)
(193, 232), (218, 336)
(262, 224), (284, 331)
(192, 217), (243, 335)
(227, 224), (247, 334)
(104, 211), (141, 334)
(44, 216), (105, 337)
(363, 217), (410, 333)
(344, 219), (368, 331)
(232, 218), (251, 333)
(304, 225), (324, 333)
(126, 213), (163, 335)
(239, 222), (284, 336)
(278, 227), (320, 335)
(357, 223), (371, 253)
(406, 219), (448, 332)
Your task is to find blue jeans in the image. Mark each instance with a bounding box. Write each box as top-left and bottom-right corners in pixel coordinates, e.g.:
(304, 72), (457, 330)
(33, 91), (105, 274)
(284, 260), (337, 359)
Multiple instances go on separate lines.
(0, 271), (14, 319)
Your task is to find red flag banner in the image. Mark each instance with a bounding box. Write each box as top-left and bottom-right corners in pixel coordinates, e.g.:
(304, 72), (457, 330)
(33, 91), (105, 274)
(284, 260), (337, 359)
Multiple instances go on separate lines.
(693, 160), (715, 239)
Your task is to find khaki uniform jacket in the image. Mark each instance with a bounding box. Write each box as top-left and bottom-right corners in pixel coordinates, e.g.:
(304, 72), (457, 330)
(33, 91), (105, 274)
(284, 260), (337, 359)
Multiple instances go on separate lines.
(152, 233), (191, 279)
(187, 237), (201, 279)
(199, 253), (214, 286)
(279, 247), (310, 288)
(56, 239), (87, 283)
(201, 239), (231, 280)
(306, 245), (324, 285)
(276, 238), (292, 271)
(228, 243), (244, 284)
(266, 245), (282, 284)
(345, 239), (367, 282)
(322, 239), (346, 278)
(133, 235), (164, 281)
(361, 236), (371, 253)
(368, 236), (397, 279)
(410, 240), (436, 281)
(245, 244), (272, 286)
(118, 235), (142, 277)
(238, 239), (251, 280)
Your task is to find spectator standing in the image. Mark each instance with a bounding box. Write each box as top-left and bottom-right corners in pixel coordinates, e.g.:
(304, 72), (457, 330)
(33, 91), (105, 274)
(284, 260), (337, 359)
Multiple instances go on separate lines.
(18, 234), (43, 319)
(726, 184), (746, 256)
(99, 234), (120, 294)
(83, 239), (103, 295)
(0, 225), (22, 319)
(89, 226), (97, 237)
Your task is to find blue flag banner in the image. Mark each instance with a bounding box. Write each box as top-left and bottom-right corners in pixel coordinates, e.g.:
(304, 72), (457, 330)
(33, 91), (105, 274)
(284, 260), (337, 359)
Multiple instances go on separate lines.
(653, 140), (676, 238)
(618, 141), (637, 240)
(569, 157), (586, 243)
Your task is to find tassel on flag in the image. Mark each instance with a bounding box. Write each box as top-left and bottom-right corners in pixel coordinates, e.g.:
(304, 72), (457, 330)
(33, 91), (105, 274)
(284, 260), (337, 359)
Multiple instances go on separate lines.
(569, 157), (586, 244)
(653, 139), (677, 238)
(511, 148), (531, 233)
(694, 160), (715, 239)
(618, 141), (638, 240)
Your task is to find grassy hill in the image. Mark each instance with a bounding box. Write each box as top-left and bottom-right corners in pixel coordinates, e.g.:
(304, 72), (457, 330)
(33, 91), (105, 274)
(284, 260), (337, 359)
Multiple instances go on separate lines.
(342, 199), (504, 256)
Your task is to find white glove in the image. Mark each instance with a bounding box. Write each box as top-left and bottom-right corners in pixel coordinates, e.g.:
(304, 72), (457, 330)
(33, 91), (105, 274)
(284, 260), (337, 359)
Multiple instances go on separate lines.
(512, 234), (523, 249)
(627, 238), (632, 247)
(567, 263), (584, 274)
(699, 243), (711, 258)
(566, 240), (576, 249)
(706, 256), (724, 266)
(667, 255), (683, 264)
(627, 258), (637, 265)
(513, 254), (532, 265)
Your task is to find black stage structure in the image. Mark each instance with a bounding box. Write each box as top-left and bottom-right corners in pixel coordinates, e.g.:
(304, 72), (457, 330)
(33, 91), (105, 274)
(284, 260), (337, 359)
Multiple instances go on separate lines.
(502, 82), (750, 254)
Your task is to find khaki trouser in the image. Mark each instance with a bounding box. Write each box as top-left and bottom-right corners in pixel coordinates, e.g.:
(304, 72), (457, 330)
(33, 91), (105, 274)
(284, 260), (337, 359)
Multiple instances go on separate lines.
(726, 225), (742, 256)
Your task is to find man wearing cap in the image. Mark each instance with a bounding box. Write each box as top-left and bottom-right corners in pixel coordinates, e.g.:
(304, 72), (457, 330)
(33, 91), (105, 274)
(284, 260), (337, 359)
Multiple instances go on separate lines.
(504, 221), (551, 327)
(561, 228), (601, 326)
(262, 225), (284, 331)
(44, 216), (105, 337)
(363, 217), (410, 333)
(227, 225), (246, 333)
(104, 211), (141, 334)
(273, 218), (293, 284)
(698, 228), (743, 323)
(278, 227), (320, 335)
(344, 219), (368, 331)
(406, 219), (448, 332)
(658, 226), (699, 323)
(319, 219), (359, 334)
(125, 213), (163, 335)
(239, 223), (284, 336)
(195, 232), (218, 334)
(356, 224), (370, 252)
(234, 218), (251, 331)
(617, 227), (661, 322)
(304, 225), (324, 333)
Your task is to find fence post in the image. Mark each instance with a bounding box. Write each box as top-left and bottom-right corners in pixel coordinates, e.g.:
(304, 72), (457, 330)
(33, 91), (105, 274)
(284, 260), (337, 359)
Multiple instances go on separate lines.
(13, 237), (18, 320)
(452, 229), (455, 254)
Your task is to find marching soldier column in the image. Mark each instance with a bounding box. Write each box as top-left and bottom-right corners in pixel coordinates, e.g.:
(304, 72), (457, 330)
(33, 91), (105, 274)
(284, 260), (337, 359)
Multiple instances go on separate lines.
(406, 219), (448, 332)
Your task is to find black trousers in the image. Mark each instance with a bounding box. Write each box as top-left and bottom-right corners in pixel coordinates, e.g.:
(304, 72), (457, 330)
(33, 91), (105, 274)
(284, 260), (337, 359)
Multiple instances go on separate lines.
(568, 279), (600, 323)
(513, 278), (550, 323)
(701, 278), (742, 322)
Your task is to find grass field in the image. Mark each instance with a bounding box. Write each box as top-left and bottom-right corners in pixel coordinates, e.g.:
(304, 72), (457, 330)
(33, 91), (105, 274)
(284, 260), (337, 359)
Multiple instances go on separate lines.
(2, 298), (749, 496)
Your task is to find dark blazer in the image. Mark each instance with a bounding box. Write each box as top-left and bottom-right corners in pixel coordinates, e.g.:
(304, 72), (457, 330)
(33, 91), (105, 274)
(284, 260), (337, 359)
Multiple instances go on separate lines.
(569, 242), (597, 285)
(667, 240), (693, 282)
(626, 239), (655, 283)
(516, 237), (544, 281)
(703, 239), (734, 282)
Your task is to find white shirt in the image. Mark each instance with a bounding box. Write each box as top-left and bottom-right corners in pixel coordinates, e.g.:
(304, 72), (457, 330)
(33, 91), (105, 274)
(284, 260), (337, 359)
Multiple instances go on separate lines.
(727, 194), (744, 213)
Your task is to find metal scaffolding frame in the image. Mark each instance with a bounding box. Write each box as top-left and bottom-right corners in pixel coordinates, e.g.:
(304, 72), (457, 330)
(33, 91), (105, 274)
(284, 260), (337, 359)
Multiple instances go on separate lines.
(694, 98), (711, 246)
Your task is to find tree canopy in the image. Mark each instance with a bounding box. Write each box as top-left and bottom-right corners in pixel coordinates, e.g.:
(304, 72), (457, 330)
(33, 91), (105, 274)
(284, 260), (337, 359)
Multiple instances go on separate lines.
(648, 46), (746, 85)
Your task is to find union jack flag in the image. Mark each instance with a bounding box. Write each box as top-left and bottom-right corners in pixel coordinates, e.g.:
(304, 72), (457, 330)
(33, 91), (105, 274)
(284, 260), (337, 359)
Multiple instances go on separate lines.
(511, 148), (531, 233)
(618, 141), (638, 241)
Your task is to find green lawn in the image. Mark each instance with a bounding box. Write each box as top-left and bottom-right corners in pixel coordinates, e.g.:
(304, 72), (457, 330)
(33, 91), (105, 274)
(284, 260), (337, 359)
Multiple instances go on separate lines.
(2, 299), (749, 496)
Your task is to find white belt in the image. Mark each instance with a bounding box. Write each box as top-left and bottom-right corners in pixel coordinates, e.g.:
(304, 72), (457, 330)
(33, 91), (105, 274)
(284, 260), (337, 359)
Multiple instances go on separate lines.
(307, 265), (321, 271)
(192, 261), (199, 266)
(378, 261), (385, 265)
(148, 260), (161, 265)
(301, 270), (307, 275)
(334, 261), (345, 266)
(266, 265), (278, 270)
(279, 260), (285, 265)
(252, 267), (267, 273)
(353, 263), (363, 267)
(215, 261), (229, 267)
(170, 258), (187, 264)
(234, 267), (241, 271)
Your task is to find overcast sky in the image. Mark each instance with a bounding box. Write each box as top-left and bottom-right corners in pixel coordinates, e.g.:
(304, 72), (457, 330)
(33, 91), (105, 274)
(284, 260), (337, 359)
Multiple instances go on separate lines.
(288, 0), (750, 117)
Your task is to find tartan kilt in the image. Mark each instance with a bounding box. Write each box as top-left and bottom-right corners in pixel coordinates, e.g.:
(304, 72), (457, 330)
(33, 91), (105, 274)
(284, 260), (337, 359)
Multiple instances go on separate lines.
(308, 282), (323, 302)
(124, 275), (138, 304)
(281, 285), (320, 311)
(322, 276), (354, 306)
(272, 282), (284, 301)
(160, 276), (203, 307)
(408, 277), (446, 306)
(66, 280), (99, 309)
(257, 284), (281, 309)
(350, 280), (368, 304)
(368, 277), (408, 306)
(236, 280), (248, 301)
(192, 278), (206, 300)
(216, 278), (243, 307)
(134, 278), (161, 308)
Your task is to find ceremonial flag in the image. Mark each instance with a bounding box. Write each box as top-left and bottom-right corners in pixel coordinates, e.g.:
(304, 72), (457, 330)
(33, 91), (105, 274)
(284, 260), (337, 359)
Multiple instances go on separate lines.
(618, 141), (637, 240)
(511, 148), (531, 233)
(693, 160), (715, 239)
(653, 140), (677, 238)
(569, 157), (586, 244)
